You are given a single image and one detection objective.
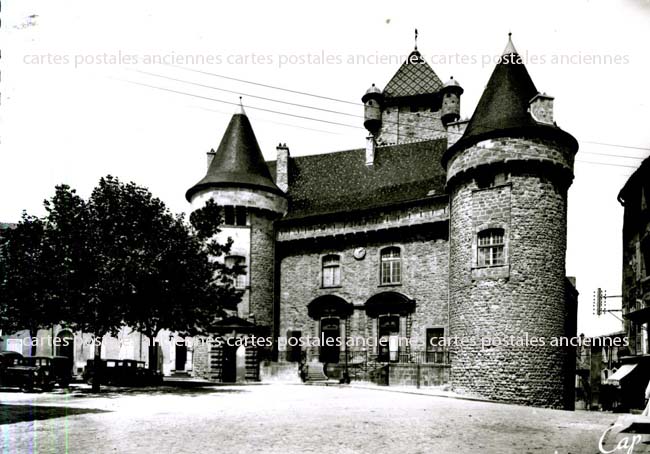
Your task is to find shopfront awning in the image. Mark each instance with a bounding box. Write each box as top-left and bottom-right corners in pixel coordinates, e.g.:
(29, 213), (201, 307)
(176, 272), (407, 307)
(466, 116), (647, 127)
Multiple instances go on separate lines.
(604, 364), (638, 386)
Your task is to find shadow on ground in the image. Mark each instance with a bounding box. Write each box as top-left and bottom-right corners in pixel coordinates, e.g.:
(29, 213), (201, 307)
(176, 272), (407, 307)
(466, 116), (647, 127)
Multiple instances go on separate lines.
(69, 380), (252, 398)
(0, 404), (108, 425)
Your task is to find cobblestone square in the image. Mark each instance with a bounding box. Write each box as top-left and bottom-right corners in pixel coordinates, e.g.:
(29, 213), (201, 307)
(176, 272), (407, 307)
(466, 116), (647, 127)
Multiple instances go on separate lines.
(0, 384), (622, 453)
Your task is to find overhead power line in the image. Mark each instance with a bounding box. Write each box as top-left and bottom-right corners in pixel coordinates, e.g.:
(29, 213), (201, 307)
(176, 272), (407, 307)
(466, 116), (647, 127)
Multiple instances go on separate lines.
(165, 64), (650, 154)
(123, 71), (649, 171)
(117, 78), (361, 129)
(165, 64), (359, 106)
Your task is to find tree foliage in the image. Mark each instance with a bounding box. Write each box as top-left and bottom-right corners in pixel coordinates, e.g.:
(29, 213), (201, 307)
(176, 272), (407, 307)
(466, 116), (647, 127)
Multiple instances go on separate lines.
(0, 176), (242, 370)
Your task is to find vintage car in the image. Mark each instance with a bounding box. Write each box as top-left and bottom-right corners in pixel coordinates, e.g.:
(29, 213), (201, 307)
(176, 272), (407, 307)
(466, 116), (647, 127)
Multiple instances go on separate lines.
(1, 355), (73, 392)
(0, 351), (24, 372)
(2, 356), (56, 392)
(84, 359), (163, 387)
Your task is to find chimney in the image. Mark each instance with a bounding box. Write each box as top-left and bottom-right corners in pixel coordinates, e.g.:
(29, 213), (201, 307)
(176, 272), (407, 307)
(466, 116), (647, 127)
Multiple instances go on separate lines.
(528, 93), (554, 125)
(276, 143), (290, 192)
(206, 148), (216, 169)
(366, 134), (376, 166)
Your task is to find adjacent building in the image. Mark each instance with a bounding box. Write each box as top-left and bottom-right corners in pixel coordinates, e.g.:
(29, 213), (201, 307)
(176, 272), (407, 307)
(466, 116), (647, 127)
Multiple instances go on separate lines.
(613, 156), (650, 410)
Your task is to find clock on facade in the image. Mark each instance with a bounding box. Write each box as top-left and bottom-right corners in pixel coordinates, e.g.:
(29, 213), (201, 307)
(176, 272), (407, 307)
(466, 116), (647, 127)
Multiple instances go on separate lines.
(353, 247), (366, 260)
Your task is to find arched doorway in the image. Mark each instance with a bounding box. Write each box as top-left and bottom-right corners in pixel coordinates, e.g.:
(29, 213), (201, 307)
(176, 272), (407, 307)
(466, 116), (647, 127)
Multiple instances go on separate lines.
(55, 330), (74, 360)
(307, 295), (353, 364)
(365, 291), (416, 362)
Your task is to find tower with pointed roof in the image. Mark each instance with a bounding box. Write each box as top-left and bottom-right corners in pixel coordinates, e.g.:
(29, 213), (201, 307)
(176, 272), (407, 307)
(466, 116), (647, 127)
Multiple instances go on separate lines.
(362, 40), (460, 149)
(443, 35), (578, 408)
(186, 104), (287, 349)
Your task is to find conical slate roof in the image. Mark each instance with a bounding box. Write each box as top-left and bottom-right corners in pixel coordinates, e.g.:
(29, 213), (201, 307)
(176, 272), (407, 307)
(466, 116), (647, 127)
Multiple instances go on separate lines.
(383, 50), (443, 98)
(186, 112), (283, 201)
(443, 35), (578, 164)
(460, 36), (539, 141)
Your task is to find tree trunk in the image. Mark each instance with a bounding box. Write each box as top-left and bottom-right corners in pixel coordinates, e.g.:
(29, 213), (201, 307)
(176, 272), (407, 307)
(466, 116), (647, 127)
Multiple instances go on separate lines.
(146, 329), (160, 373)
(29, 327), (38, 356)
(92, 335), (101, 393)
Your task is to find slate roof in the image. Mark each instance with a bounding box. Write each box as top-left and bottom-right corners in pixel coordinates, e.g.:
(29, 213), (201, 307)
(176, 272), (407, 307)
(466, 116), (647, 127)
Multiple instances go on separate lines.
(383, 50), (443, 98)
(618, 155), (650, 205)
(267, 139), (448, 221)
(186, 113), (283, 201)
(444, 37), (578, 165)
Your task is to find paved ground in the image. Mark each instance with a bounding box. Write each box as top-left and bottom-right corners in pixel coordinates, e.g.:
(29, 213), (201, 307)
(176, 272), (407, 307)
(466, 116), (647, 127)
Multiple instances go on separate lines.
(0, 383), (627, 453)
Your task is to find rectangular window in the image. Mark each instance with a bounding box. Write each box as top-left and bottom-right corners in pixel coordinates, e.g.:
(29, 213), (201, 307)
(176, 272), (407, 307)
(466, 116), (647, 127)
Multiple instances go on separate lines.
(322, 255), (341, 287)
(426, 328), (445, 363)
(224, 206), (235, 225)
(225, 256), (246, 289)
(286, 330), (302, 362)
(380, 247), (401, 285)
(235, 206), (247, 226)
(477, 229), (505, 267)
(223, 206), (247, 226)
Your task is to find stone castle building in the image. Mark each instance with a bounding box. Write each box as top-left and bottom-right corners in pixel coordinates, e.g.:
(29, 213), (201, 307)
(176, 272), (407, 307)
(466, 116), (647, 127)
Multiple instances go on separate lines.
(185, 34), (579, 409)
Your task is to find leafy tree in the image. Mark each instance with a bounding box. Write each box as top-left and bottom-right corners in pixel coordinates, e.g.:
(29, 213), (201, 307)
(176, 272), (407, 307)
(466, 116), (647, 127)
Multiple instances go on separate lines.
(0, 214), (58, 355)
(1, 176), (242, 392)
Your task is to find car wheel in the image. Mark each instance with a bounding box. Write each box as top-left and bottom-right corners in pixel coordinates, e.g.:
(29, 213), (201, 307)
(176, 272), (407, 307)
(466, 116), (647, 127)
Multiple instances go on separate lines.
(21, 382), (34, 393)
(41, 383), (54, 392)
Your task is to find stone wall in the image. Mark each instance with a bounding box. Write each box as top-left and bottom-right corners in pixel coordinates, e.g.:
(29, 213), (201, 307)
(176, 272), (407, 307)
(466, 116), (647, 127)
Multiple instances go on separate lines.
(389, 363), (450, 387)
(447, 137), (575, 408)
(378, 105), (447, 146)
(250, 209), (277, 337)
(278, 214), (449, 359)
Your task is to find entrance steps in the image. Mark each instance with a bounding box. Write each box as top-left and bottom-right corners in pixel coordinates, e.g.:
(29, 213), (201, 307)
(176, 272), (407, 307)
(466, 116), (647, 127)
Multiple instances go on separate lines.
(304, 361), (329, 382)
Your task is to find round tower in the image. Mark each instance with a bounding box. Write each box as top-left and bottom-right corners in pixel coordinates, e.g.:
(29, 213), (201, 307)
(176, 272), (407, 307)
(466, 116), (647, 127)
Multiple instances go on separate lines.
(440, 76), (463, 126)
(186, 105), (287, 343)
(361, 83), (383, 136)
(442, 35), (578, 409)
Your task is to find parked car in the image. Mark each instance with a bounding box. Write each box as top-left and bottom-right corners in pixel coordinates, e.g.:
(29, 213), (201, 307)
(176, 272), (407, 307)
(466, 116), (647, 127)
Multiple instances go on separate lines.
(2, 356), (57, 392)
(0, 351), (23, 372)
(84, 359), (163, 387)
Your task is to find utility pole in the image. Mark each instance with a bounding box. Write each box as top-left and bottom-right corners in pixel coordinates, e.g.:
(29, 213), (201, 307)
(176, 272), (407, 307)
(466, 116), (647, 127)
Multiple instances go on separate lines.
(593, 288), (623, 320)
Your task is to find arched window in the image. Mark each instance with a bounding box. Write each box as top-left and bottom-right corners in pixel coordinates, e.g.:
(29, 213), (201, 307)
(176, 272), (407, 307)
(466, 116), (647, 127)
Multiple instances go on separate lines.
(225, 255), (247, 289)
(322, 254), (341, 287)
(380, 247), (401, 285)
(477, 228), (505, 266)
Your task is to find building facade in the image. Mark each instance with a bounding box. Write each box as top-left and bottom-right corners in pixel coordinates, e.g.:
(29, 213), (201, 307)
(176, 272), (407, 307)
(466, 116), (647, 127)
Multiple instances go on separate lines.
(614, 156), (650, 410)
(185, 35), (579, 409)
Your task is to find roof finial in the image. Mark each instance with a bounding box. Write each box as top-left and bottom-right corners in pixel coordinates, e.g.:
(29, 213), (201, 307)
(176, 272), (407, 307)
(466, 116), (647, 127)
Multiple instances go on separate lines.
(238, 96), (246, 116)
(414, 28), (419, 50)
(502, 31), (518, 57)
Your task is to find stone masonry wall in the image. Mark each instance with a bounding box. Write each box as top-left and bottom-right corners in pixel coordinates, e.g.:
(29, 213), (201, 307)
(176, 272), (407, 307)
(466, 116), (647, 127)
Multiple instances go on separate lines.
(278, 223), (449, 359)
(448, 137), (574, 408)
(250, 210), (277, 337)
(378, 105), (447, 146)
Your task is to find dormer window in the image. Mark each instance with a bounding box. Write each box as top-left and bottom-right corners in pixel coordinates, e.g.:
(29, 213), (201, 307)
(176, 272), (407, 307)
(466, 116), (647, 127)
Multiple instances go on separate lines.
(477, 229), (505, 267)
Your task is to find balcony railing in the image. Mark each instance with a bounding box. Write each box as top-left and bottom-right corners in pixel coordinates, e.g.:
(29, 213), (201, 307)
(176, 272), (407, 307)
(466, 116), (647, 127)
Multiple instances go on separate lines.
(340, 349), (450, 366)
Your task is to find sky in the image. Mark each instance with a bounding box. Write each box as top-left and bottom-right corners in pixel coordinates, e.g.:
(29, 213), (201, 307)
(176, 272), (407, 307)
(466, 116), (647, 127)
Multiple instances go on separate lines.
(1, 0), (649, 336)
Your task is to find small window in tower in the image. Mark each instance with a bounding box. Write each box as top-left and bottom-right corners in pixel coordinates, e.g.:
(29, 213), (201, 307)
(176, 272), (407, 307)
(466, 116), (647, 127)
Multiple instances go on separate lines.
(477, 229), (505, 267)
(224, 206), (235, 225)
(322, 254), (341, 287)
(380, 247), (401, 285)
(225, 255), (247, 289)
(235, 206), (247, 226)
